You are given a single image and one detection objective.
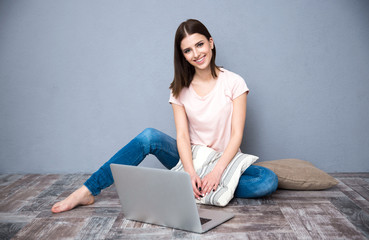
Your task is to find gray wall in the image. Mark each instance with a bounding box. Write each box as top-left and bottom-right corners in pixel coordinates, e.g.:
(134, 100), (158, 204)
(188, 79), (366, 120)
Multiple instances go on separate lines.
(1, 0), (368, 173)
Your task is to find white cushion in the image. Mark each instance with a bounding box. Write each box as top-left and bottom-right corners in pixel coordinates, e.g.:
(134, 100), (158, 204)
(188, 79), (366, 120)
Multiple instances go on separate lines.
(171, 145), (258, 206)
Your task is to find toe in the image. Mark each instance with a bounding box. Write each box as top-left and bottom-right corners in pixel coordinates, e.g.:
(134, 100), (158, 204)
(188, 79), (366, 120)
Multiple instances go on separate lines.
(51, 205), (60, 213)
(51, 202), (66, 213)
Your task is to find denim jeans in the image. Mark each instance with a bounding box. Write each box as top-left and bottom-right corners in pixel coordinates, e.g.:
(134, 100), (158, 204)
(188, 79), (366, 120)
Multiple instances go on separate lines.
(84, 128), (278, 198)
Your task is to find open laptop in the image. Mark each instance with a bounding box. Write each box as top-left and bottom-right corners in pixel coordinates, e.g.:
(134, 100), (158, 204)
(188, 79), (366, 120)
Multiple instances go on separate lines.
(110, 164), (234, 233)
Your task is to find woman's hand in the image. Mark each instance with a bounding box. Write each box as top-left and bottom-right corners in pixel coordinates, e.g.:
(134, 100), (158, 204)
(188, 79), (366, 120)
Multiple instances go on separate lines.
(201, 167), (223, 195)
(189, 172), (203, 199)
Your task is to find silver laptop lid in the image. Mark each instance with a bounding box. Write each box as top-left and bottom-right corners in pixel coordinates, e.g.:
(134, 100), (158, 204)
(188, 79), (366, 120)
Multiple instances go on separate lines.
(110, 164), (203, 233)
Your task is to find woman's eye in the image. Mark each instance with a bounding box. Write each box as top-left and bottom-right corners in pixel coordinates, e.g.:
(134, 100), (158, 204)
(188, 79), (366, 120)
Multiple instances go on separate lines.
(183, 49), (190, 54)
(197, 42), (204, 47)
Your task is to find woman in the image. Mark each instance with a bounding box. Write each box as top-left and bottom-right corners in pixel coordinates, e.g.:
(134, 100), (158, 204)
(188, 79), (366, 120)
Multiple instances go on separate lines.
(51, 19), (278, 213)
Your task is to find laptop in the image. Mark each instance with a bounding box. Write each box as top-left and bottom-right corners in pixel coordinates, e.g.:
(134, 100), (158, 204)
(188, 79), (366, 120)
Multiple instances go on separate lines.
(110, 164), (234, 233)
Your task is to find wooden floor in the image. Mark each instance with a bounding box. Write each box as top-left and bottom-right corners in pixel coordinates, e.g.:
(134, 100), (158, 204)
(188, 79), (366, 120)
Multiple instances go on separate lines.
(0, 173), (368, 240)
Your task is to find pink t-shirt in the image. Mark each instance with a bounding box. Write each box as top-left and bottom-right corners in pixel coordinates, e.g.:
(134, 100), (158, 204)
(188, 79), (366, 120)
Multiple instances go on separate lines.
(169, 68), (249, 152)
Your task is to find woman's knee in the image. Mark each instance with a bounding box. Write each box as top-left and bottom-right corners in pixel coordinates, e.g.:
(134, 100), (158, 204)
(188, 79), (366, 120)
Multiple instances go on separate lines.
(235, 165), (278, 198)
(134, 128), (162, 152)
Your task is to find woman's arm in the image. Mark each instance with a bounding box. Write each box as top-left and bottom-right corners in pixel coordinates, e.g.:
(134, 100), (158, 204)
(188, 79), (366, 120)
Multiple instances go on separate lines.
(171, 103), (203, 199)
(201, 92), (247, 195)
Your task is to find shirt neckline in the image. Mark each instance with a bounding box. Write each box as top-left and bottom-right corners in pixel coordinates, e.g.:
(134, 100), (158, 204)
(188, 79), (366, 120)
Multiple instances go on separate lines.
(189, 70), (223, 100)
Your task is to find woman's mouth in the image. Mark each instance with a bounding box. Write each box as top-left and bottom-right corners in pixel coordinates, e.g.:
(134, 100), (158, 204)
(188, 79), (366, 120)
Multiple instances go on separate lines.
(194, 55), (206, 64)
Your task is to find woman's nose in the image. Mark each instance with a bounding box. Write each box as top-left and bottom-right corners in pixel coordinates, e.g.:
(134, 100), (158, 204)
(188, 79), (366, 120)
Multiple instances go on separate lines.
(193, 48), (199, 58)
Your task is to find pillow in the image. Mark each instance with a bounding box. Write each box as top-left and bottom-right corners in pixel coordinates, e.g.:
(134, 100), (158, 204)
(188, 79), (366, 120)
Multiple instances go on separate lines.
(254, 159), (338, 190)
(171, 145), (258, 206)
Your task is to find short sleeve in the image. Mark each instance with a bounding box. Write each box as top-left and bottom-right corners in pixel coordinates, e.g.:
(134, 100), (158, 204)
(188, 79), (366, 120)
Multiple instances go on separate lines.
(169, 91), (183, 106)
(231, 74), (249, 100)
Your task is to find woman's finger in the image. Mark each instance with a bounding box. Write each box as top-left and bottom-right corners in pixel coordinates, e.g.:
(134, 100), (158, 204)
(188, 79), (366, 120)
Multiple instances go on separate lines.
(202, 183), (210, 195)
(196, 177), (202, 192)
(192, 181), (201, 198)
(202, 178), (208, 186)
(208, 184), (215, 194)
(192, 176), (204, 198)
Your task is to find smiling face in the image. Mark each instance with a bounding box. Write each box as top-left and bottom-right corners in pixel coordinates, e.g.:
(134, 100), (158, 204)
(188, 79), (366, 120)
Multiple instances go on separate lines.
(180, 33), (214, 72)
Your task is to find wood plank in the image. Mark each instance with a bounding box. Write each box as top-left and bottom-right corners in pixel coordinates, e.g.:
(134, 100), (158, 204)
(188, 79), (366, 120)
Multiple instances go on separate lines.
(36, 207), (121, 219)
(340, 177), (369, 201)
(272, 189), (345, 199)
(106, 227), (298, 240)
(273, 197), (332, 204)
(0, 175), (60, 212)
(106, 205), (294, 238)
(51, 174), (90, 188)
(229, 195), (276, 206)
(331, 173), (369, 178)
(91, 186), (120, 208)
(108, 212), (165, 230)
(365, 178), (369, 185)
(18, 196), (57, 213)
(202, 205), (292, 233)
(0, 174), (59, 202)
(18, 175), (97, 214)
(336, 180), (369, 213)
(278, 204), (313, 239)
(0, 174), (24, 187)
(75, 216), (116, 240)
(0, 206), (37, 240)
(105, 227), (174, 240)
(279, 202), (366, 239)
(330, 196), (369, 239)
(0, 222), (28, 240)
(39, 174), (89, 199)
(0, 213), (36, 226)
(235, 232), (297, 240)
(0, 175), (41, 200)
(12, 217), (87, 240)
(106, 213), (173, 239)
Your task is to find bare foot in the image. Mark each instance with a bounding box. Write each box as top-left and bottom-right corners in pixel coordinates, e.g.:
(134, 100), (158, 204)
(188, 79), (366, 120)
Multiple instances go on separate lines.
(51, 185), (95, 213)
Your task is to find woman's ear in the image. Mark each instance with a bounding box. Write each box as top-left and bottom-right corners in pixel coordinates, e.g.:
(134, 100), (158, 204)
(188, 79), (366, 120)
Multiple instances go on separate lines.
(209, 37), (214, 49)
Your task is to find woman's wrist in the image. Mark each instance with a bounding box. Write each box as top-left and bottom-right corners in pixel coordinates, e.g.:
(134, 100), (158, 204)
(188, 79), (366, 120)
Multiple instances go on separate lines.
(214, 162), (226, 176)
(184, 167), (197, 176)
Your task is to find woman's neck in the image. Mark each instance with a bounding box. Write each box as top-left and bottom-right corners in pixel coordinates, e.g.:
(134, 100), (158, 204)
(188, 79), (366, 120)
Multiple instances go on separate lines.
(194, 67), (219, 82)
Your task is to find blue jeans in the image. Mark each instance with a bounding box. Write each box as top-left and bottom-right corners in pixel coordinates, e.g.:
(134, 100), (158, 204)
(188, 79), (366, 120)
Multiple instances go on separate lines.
(84, 128), (278, 198)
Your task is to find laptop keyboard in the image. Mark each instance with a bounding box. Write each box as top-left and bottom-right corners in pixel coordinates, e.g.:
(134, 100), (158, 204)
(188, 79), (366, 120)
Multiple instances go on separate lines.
(200, 217), (211, 225)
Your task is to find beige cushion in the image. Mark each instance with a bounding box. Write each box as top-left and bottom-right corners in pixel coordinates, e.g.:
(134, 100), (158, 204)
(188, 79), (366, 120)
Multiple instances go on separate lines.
(254, 159), (338, 190)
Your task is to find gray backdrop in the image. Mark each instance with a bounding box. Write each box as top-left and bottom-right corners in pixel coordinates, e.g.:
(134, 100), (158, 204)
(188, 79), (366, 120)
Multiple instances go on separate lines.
(1, 0), (368, 173)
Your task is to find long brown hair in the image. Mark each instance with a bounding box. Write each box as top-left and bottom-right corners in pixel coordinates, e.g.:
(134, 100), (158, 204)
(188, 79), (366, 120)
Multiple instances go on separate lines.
(169, 19), (220, 98)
